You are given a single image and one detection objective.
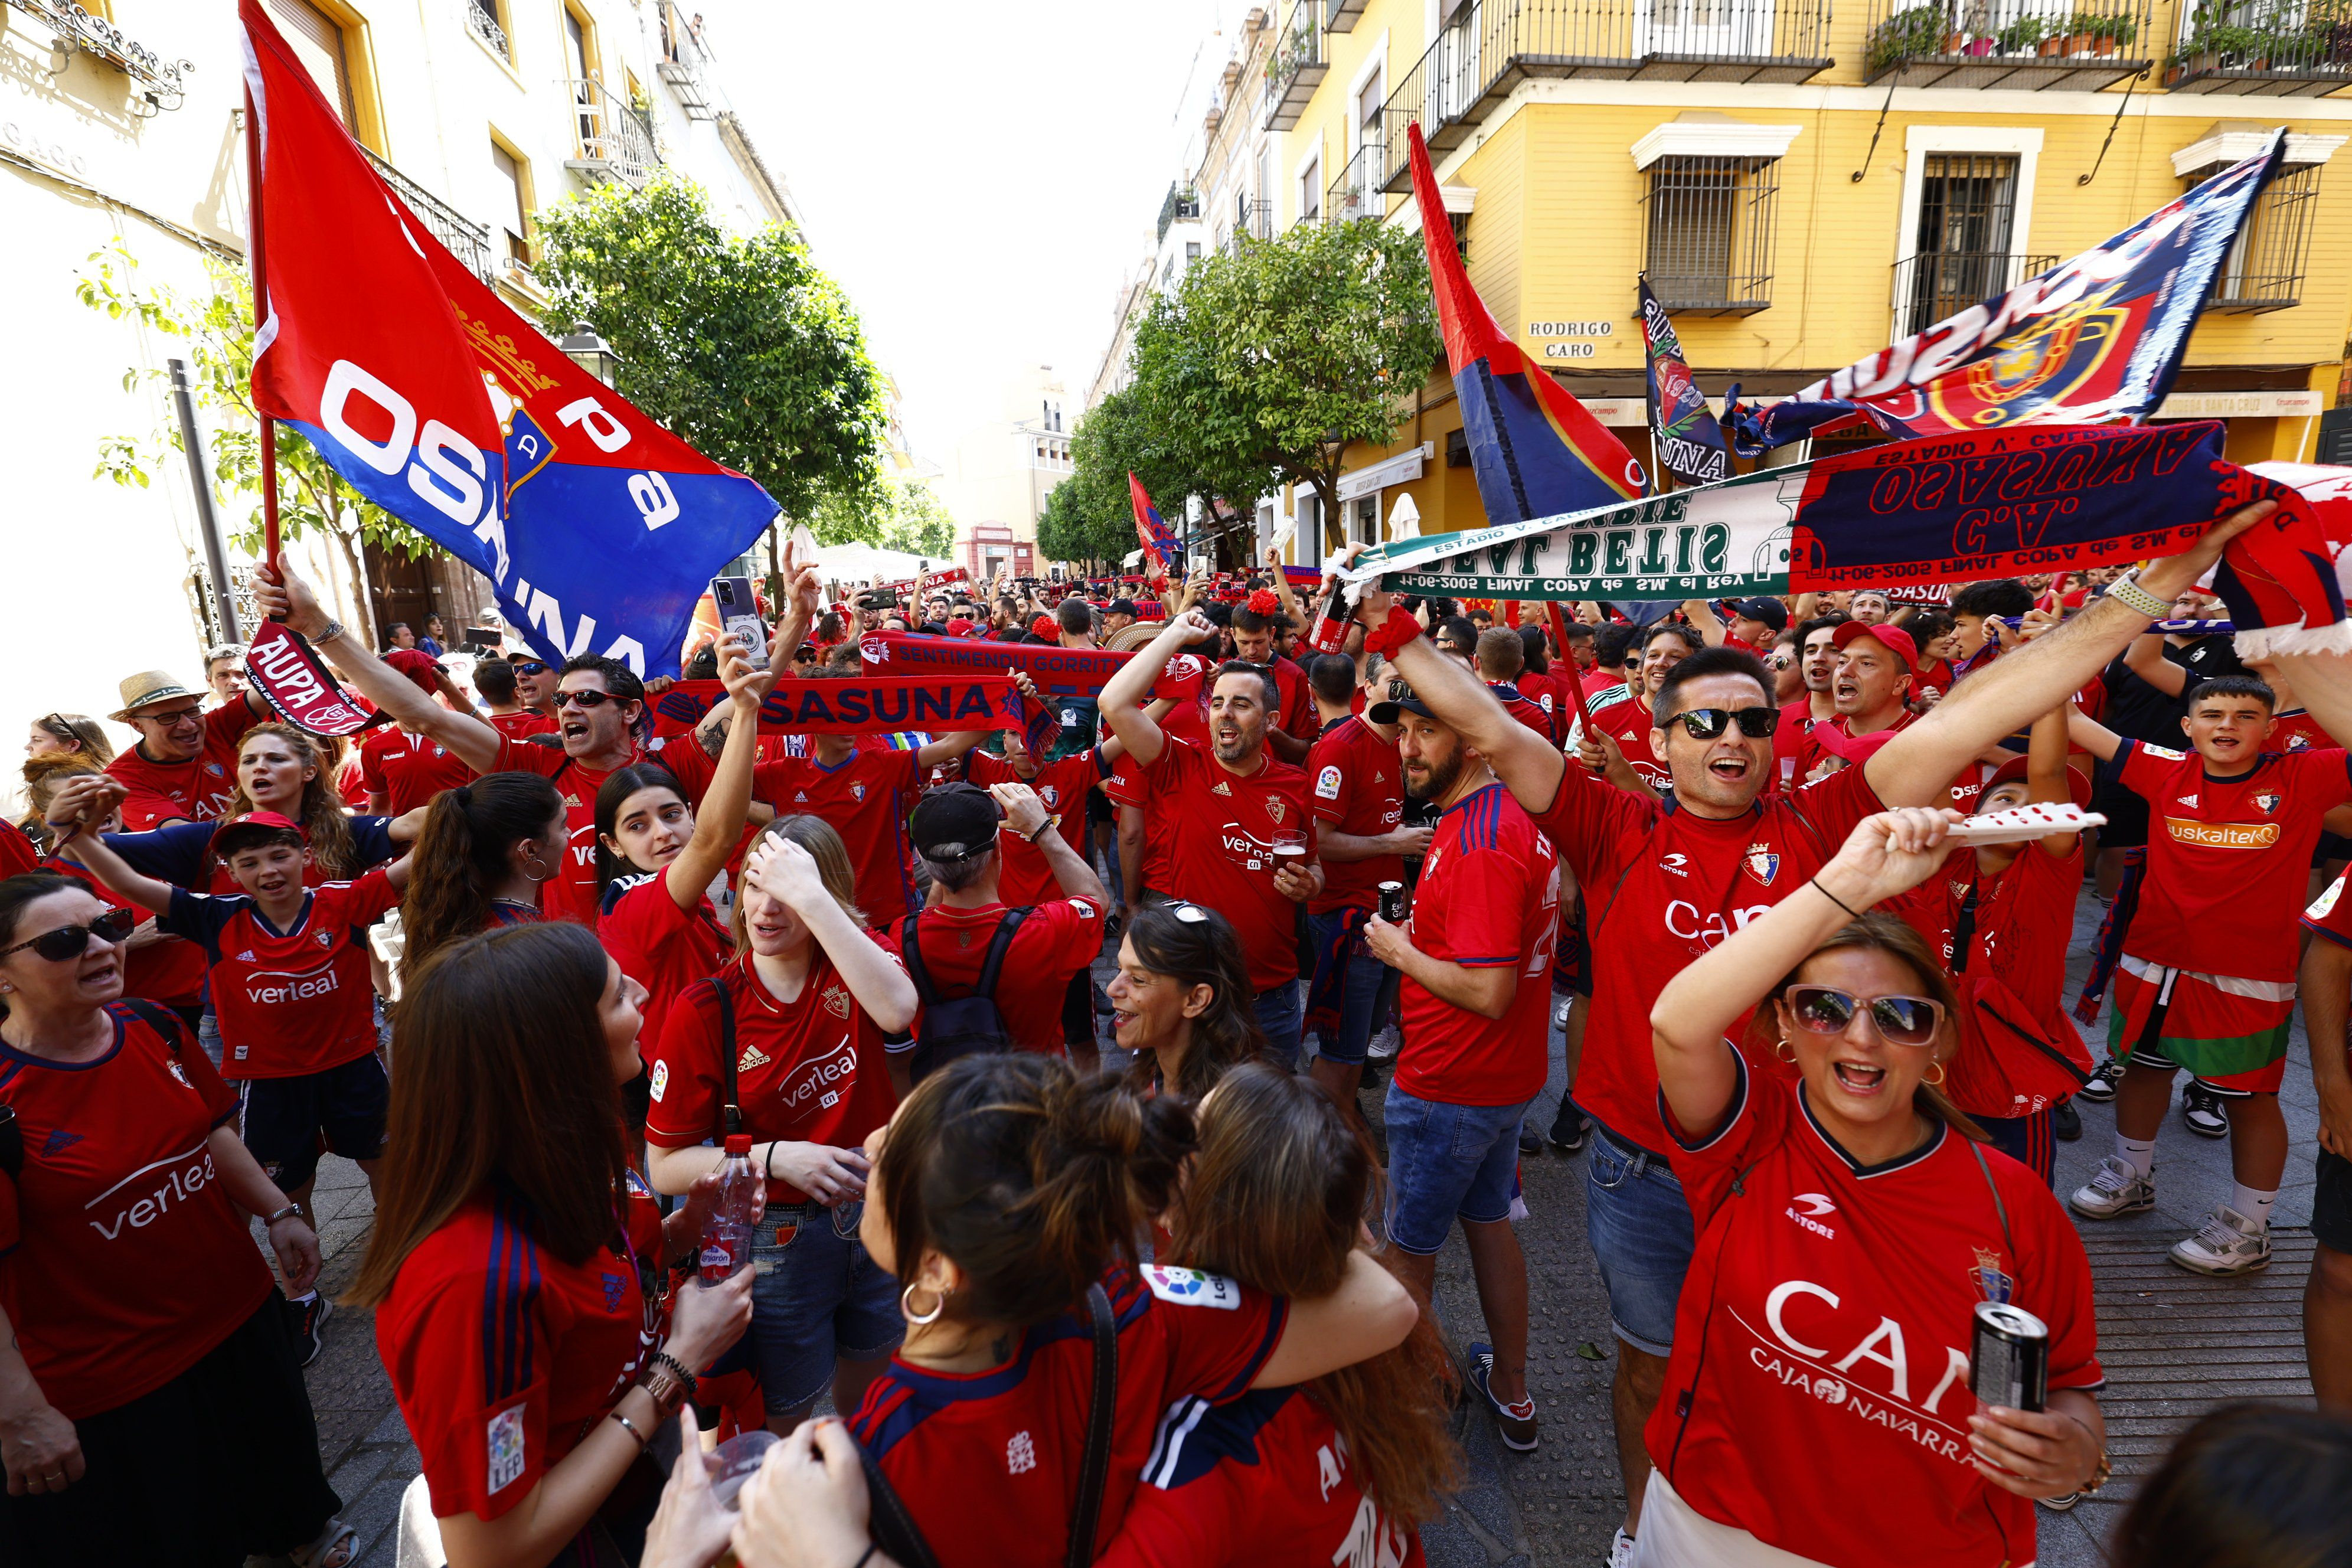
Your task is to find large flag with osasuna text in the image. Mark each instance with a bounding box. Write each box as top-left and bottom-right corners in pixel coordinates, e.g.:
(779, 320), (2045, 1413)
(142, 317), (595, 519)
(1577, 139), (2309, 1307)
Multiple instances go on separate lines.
(239, 0), (777, 675)
(1638, 278), (1728, 489)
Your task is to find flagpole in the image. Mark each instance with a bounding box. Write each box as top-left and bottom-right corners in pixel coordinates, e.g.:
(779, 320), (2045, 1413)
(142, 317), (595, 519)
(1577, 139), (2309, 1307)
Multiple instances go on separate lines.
(244, 81), (280, 579)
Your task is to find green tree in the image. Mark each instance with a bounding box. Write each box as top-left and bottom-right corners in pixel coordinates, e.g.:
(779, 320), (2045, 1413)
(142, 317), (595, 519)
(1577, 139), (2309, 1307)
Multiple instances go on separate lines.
(1126, 218), (1440, 557)
(880, 478), (956, 558)
(1044, 385), (1234, 571)
(531, 175), (888, 537)
(80, 244), (434, 645)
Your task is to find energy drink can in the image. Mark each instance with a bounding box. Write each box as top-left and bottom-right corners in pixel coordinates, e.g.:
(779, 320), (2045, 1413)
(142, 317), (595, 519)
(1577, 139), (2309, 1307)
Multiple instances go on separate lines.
(1969, 1301), (2048, 1414)
(1377, 881), (1407, 922)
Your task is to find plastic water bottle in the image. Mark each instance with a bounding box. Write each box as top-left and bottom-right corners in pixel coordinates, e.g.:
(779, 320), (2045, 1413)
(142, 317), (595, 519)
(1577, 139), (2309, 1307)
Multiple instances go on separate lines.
(698, 1134), (760, 1283)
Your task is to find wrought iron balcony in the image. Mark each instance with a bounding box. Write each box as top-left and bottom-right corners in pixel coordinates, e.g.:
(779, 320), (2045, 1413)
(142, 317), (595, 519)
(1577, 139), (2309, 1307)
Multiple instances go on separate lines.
(1862, 0), (2154, 88)
(1378, 0), (1831, 192)
(561, 77), (661, 190)
(362, 149), (494, 285)
(1158, 184), (1203, 246)
(465, 0), (510, 62)
(1893, 251), (2057, 337)
(1263, 0), (1330, 129)
(1326, 145), (1383, 223)
(1328, 0), (1371, 28)
(2167, 0), (2352, 93)
(656, 0), (718, 120)
(5, 0), (191, 112)
(2200, 162), (2319, 309)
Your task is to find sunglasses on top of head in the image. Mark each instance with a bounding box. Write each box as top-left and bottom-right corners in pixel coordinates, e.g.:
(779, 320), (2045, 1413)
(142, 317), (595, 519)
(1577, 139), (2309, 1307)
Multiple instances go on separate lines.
(1668, 707), (1779, 740)
(1783, 984), (1943, 1047)
(1, 907), (140, 963)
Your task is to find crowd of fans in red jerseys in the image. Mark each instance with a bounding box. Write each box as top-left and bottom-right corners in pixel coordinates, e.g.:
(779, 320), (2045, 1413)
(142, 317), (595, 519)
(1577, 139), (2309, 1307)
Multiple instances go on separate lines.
(4, 507), (2352, 1568)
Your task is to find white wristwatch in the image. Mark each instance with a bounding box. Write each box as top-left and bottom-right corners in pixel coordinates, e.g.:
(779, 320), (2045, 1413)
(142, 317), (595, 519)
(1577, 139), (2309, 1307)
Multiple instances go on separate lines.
(2105, 572), (2170, 620)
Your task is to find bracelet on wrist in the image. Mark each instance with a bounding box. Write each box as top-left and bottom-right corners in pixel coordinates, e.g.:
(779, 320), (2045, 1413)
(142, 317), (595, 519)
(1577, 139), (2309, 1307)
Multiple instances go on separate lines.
(1808, 878), (1863, 920)
(266, 1203), (305, 1226)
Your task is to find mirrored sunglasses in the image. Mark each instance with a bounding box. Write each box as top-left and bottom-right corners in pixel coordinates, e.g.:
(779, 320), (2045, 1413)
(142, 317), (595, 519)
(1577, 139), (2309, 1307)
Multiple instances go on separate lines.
(1671, 707), (1779, 741)
(1784, 984), (1943, 1048)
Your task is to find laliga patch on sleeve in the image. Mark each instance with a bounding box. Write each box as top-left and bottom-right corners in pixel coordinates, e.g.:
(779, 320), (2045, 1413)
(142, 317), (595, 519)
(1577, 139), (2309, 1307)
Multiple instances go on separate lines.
(2311, 873), (2347, 923)
(1141, 1264), (1241, 1309)
(1315, 765), (1343, 801)
(648, 1060), (669, 1103)
(1070, 899), (1099, 918)
(486, 1402), (528, 1493)
(2139, 743), (2188, 761)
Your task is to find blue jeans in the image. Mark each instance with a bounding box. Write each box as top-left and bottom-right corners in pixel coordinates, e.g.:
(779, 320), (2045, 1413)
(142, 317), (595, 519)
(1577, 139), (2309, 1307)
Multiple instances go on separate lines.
(1254, 983), (1301, 1071)
(1585, 1125), (1697, 1357)
(741, 1198), (901, 1412)
(1383, 1086), (1531, 1256)
(1305, 912), (1386, 1067)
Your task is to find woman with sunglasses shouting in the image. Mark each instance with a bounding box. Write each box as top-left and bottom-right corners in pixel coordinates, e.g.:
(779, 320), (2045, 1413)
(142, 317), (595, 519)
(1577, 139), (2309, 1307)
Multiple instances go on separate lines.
(0, 873), (351, 1568)
(1635, 805), (2107, 1568)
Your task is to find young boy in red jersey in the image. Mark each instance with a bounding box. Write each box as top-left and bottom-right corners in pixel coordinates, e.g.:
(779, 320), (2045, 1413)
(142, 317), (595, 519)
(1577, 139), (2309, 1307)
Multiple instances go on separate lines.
(2067, 675), (2352, 1274)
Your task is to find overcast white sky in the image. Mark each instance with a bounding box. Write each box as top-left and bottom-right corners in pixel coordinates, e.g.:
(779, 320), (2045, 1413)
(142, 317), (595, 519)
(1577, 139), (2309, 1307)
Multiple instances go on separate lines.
(707, 1), (1227, 469)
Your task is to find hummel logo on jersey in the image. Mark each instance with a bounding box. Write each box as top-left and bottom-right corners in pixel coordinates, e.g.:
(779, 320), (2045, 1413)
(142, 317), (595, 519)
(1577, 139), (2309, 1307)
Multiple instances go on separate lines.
(1006, 1430), (1037, 1475)
(2177, 794), (2199, 808)
(41, 1129), (81, 1157)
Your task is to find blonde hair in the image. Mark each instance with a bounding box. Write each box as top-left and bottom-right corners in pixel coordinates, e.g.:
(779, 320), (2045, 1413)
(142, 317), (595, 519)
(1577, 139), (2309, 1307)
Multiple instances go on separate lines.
(731, 814), (865, 952)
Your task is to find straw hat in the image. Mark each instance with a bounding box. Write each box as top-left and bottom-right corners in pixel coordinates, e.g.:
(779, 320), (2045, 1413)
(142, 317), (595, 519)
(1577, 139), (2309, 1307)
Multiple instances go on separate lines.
(111, 670), (200, 721)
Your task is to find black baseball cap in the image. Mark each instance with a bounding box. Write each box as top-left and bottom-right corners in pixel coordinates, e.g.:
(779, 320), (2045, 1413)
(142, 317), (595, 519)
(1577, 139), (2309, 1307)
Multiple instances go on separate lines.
(1732, 597), (1789, 632)
(908, 783), (1000, 861)
(1106, 598), (1138, 617)
(1366, 677), (1439, 726)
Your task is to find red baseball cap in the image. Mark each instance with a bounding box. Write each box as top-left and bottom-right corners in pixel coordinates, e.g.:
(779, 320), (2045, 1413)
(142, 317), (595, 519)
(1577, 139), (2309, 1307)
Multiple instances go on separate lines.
(213, 810), (308, 857)
(383, 647), (445, 695)
(1982, 754), (2095, 811)
(1831, 619), (1919, 669)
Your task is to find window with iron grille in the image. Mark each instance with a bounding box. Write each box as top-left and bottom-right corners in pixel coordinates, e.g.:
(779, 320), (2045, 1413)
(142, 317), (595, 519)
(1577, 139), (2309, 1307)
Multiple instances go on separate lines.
(1898, 153), (2024, 337)
(1642, 156), (1778, 314)
(2189, 161), (2320, 313)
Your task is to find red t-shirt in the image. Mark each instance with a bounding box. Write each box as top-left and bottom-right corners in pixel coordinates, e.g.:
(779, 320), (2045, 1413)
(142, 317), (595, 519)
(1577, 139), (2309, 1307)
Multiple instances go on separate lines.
(891, 897), (1105, 1056)
(487, 737), (646, 929)
(378, 1185), (662, 1521)
(1912, 658), (1958, 705)
(961, 749), (1108, 908)
(750, 749), (926, 927)
(850, 1263), (1288, 1568)
(2273, 708), (2338, 755)
(1585, 689), (1668, 793)
(1514, 669), (1569, 744)
(2117, 741), (2352, 982)
(104, 701), (259, 829)
(1099, 1386), (1425, 1568)
(1941, 841), (2093, 1121)
(1581, 665), (1626, 700)
(645, 952), (900, 1203)
(1490, 682), (1554, 743)
(1102, 751), (1171, 895)
(0, 1004), (272, 1419)
(359, 727), (475, 815)
(0, 819), (37, 879)
(1306, 717), (1403, 917)
(485, 709), (558, 743)
(1252, 655), (1315, 739)
(1534, 763), (1881, 1153)
(160, 870), (400, 1079)
(1650, 1055), (2102, 1568)
(597, 865), (731, 1063)
(1790, 708), (1916, 785)
(1397, 784), (1559, 1107)
(1139, 738), (1312, 992)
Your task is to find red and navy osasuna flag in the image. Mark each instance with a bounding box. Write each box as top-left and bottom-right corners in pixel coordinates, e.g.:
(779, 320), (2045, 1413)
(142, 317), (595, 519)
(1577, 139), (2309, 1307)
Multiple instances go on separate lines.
(1638, 279), (1729, 489)
(652, 676), (1034, 737)
(1131, 474), (1180, 585)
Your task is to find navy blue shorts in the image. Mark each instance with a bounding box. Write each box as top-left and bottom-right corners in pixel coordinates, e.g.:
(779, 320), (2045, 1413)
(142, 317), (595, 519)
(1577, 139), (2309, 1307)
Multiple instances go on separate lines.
(237, 1053), (389, 1192)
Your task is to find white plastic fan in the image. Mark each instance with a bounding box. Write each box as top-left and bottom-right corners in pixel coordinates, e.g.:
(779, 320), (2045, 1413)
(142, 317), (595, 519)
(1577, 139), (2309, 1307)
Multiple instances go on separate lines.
(1889, 801), (2105, 852)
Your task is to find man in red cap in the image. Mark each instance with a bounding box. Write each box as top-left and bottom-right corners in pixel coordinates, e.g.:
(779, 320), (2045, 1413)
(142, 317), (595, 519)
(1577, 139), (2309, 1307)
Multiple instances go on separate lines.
(1791, 620), (1919, 782)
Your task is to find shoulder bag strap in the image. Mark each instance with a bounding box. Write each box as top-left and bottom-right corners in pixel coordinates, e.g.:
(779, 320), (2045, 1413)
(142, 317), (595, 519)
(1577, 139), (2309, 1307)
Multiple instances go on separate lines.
(695, 977), (740, 1141)
(1948, 876), (1981, 977)
(974, 907), (1030, 1000)
(1066, 1280), (1119, 1568)
(119, 998), (188, 1060)
(1969, 1139), (2017, 1259)
(855, 1445), (942, 1568)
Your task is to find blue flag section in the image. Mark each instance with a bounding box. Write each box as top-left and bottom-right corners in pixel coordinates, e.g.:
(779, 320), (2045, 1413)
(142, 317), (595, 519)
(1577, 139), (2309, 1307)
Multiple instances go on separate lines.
(1638, 280), (1729, 489)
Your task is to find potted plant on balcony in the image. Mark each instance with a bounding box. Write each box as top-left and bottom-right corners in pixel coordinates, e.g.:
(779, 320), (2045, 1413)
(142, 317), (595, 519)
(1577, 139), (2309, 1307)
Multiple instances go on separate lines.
(2170, 6), (2279, 76)
(1997, 14), (2047, 52)
(1871, 2), (1952, 69)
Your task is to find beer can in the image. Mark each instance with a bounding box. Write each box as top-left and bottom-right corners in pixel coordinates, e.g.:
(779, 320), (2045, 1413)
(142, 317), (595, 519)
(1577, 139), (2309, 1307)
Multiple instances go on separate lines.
(1969, 1301), (2048, 1414)
(1307, 587), (1353, 654)
(1377, 881), (1406, 922)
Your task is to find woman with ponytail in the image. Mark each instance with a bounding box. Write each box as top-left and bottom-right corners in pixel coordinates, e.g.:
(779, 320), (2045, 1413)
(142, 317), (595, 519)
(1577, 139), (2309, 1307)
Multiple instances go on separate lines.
(1108, 901), (1266, 1103)
(397, 773), (567, 978)
(1634, 807), (2107, 1568)
(839, 1051), (1420, 1567)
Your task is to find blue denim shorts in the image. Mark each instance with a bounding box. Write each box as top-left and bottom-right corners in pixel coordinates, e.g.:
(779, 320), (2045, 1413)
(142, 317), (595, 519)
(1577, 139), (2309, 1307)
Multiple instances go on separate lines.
(1254, 983), (1301, 1072)
(1306, 912), (1387, 1067)
(1585, 1125), (1696, 1357)
(1383, 1085), (1530, 1256)
(743, 1198), (902, 1412)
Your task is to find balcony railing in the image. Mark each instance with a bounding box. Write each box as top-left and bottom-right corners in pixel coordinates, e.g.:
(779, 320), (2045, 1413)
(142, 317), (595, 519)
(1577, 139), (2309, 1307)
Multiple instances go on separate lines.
(1893, 251), (2057, 337)
(5, 0), (191, 111)
(465, 0), (510, 62)
(2167, 0), (2352, 93)
(1328, 0), (1371, 28)
(1158, 184), (1203, 244)
(1378, 0), (1831, 192)
(1326, 144), (1383, 223)
(1263, 0), (1329, 129)
(2200, 161), (2320, 309)
(362, 149), (494, 284)
(656, 0), (718, 120)
(1862, 0), (2154, 88)
(561, 77), (661, 190)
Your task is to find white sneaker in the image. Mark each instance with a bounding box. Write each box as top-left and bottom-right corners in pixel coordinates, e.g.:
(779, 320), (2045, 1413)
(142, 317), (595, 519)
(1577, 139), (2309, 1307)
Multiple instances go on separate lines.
(1606, 1528), (1636, 1568)
(2170, 1205), (2271, 1276)
(1366, 1023), (1400, 1060)
(2067, 1155), (2155, 1220)
(1553, 997), (1573, 1031)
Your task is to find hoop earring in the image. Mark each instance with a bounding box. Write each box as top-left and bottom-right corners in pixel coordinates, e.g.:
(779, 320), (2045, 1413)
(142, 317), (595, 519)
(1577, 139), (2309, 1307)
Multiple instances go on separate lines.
(1774, 1037), (1795, 1064)
(1925, 1060), (1946, 1088)
(900, 1281), (947, 1328)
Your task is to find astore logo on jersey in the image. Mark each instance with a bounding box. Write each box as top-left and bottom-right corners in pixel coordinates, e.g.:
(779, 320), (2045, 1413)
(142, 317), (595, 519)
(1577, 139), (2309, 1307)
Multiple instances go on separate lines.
(1658, 852), (1689, 879)
(243, 964), (339, 1007)
(1785, 1193), (1837, 1238)
(84, 1140), (217, 1241)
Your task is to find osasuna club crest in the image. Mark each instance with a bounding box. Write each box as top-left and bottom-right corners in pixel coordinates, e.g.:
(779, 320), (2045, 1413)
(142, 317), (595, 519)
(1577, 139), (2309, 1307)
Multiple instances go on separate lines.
(822, 984), (851, 1020)
(1265, 799), (1287, 825)
(2254, 790), (2282, 815)
(1742, 844), (1781, 887)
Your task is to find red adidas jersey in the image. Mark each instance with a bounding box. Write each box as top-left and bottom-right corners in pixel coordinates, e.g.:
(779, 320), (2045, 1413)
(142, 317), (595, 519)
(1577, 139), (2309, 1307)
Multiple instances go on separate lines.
(750, 749), (925, 927)
(378, 1185), (662, 1522)
(597, 864), (731, 1063)
(485, 709), (558, 743)
(1515, 670), (1570, 744)
(849, 1263), (1288, 1568)
(1306, 716), (1404, 917)
(1140, 738), (1312, 991)
(159, 870), (399, 1079)
(489, 737), (647, 929)
(1585, 689), (1668, 793)
(645, 951), (900, 1203)
(1651, 1055), (2102, 1568)
(104, 701), (259, 829)
(1102, 750), (1171, 894)
(1534, 763), (1880, 1153)
(0, 1004), (272, 1419)
(1489, 682), (1554, 744)
(1100, 1386), (1423, 1568)
(1397, 783), (1559, 1107)
(2118, 741), (2352, 982)
(1256, 655), (1315, 739)
(961, 748), (1106, 908)
(891, 897), (1103, 1056)
(358, 727), (476, 814)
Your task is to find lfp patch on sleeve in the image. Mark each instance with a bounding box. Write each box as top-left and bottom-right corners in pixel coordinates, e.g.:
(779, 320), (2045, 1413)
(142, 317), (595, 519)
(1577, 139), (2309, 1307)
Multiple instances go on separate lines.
(486, 1402), (528, 1492)
(1315, 765), (1343, 801)
(648, 1060), (669, 1103)
(1141, 1264), (1242, 1309)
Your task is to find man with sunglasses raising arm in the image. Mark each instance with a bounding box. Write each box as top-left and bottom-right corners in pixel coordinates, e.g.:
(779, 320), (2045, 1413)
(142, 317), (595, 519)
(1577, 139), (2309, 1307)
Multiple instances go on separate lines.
(1335, 497), (2276, 1568)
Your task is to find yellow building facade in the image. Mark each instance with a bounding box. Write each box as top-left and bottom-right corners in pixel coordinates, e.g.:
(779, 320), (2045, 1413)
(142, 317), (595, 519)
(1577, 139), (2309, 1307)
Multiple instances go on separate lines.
(1255, 0), (2352, 554)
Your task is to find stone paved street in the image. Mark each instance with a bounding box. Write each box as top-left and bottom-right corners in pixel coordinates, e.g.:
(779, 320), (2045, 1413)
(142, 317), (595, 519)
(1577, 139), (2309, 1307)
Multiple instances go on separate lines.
(279, 885), (2323, 1567)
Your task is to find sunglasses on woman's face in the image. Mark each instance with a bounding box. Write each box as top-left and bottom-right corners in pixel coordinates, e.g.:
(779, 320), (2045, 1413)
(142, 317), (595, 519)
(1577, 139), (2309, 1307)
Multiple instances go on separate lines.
(1784, 984), (1943, 1047)
(1, 907), (139, 963)
(1670, 707), (1779, 741)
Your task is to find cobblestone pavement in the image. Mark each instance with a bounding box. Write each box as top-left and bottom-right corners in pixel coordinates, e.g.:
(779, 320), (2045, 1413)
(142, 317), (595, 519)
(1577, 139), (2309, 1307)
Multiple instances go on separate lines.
(275, 886), (2322, 1567)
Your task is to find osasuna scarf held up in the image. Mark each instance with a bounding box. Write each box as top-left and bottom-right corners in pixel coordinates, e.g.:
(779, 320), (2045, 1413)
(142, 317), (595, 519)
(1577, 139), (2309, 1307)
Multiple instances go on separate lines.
(857, 631), (1211, 702)
(652, 677), (1032, 737)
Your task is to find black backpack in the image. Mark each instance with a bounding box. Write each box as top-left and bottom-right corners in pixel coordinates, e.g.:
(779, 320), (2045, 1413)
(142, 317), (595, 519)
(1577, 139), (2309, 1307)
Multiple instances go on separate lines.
(897, 908), (1027, 1083)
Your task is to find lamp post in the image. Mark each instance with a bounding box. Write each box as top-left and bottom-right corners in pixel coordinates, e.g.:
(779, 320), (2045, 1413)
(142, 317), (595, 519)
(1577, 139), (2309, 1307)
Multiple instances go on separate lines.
(558, 322), (622, 388)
